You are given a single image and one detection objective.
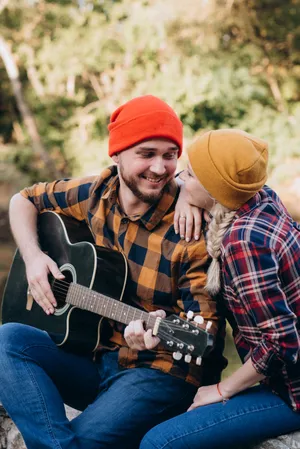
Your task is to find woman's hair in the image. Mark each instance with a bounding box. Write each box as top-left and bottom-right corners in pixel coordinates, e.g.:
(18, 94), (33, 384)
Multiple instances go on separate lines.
(205, 203), (236, 295)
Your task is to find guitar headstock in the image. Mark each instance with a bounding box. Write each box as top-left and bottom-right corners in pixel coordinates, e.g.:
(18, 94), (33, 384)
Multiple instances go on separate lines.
(155, 312), (214, 365)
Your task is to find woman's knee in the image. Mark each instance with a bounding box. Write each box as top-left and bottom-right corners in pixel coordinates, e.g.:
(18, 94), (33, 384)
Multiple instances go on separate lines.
(139, 423), (174, 449)
(140, 432), (160, 449)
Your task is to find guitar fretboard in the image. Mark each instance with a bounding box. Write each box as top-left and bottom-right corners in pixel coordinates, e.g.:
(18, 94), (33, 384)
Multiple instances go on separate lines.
(66, 282), (157, 329)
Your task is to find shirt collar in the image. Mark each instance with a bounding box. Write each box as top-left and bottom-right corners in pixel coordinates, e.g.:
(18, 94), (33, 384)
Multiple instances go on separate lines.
(235, 190), (264, 218)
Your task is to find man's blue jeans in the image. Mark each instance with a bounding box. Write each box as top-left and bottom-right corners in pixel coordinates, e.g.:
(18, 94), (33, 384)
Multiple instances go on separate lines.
(0, 323), (196, 449)
(140, 384), (300, 449)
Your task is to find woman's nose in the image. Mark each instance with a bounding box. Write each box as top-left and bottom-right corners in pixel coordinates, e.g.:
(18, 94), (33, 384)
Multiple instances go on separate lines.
(179, 170), (188, 181)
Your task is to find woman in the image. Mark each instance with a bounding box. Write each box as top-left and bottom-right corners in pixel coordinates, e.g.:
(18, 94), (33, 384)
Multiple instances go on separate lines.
(140, 129), (300, 449)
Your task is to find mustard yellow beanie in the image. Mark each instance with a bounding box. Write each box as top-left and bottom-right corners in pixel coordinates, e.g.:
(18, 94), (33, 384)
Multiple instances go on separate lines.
(187, 129), (268, 209)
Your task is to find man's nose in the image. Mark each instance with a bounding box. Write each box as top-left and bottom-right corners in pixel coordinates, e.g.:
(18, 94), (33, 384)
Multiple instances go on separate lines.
(150, 158), (166, 175)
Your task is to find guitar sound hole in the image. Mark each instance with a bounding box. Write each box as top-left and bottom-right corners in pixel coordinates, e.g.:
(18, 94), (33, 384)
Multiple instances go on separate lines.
(56, 271), (73, 309)
(51, 266), (75, 312)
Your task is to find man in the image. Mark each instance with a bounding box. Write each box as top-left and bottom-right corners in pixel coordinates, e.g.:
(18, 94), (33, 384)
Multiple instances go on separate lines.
(0, 95), (225, 449)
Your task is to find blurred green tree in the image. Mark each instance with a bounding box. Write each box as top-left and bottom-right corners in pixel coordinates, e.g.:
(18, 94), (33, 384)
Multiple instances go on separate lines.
(0, 0), (299, 180)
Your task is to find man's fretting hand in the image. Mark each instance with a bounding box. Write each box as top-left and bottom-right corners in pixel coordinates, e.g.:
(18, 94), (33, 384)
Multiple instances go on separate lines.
(124, 309), (166, 350)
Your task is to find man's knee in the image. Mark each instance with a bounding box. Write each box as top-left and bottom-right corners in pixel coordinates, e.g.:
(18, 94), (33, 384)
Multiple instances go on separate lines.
(0, 322), (51, 352)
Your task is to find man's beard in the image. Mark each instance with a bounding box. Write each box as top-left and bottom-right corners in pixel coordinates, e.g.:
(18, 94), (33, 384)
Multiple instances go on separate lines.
(119, 164), (168, 205)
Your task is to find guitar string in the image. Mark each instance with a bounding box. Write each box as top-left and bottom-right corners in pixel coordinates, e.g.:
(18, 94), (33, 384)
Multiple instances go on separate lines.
(53, 279), (99, 289)
(51, 289), (205, 334)
(51, 284), (206, 335)
(48, 291), (202, 355)
(51, 282), (206, 333)
(50, 276), (207, 351)
(50, 291), (206, 340)
(51, 285), (152, 320)
(51, 281), (208, 331)
(46, 288), (201, 354)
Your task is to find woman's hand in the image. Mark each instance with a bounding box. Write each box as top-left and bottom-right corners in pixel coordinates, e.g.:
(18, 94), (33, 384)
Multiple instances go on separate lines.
(124, 310), (166, 351)
(188, 358), (266, 411)
(174, 180), (202, 242)
(187, 384), (223, 411)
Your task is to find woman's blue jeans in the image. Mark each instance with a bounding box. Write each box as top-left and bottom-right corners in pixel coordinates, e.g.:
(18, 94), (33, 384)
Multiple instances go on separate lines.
(0, 323), (196, 449)
(140, 384), (300, 449)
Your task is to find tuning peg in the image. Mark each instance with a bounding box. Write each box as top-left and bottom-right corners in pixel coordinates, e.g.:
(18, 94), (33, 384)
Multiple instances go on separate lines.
(206, 321), (212, 331)
(187, 311), (194, 321)
(194, 315), (204, 325)
(173, 351), (183, 361)
(196, 356), (202, 366)
(184, 354), (192, 363)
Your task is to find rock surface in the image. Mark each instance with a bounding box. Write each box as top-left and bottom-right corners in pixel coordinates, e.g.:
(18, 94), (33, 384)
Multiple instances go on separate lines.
(0, 405), (80, 449)
(252, 433), (300, 449)
(1, 404), (300, 449)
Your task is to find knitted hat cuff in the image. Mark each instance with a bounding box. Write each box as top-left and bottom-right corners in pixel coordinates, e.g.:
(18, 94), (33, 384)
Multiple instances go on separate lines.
(108, 110), (182, 156)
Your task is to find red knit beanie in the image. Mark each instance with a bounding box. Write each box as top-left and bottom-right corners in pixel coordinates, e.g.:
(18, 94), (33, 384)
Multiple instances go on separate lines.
(108, 95), (183, 157)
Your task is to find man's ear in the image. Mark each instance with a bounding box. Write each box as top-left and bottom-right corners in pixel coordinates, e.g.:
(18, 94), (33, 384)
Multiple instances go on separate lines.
(112, 154), (119, 164)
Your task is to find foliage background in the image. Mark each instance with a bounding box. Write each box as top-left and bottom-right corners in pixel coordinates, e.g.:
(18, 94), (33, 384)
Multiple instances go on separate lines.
(1, 0), (300, 376)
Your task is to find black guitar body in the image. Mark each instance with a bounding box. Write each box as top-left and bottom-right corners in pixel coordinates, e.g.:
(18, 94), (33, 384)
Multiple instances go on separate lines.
(2, 211), (127, 355)
(2, 212), (214, 363)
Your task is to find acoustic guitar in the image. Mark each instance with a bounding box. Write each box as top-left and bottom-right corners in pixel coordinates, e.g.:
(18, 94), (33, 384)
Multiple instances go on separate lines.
(2, 211), (213, 364)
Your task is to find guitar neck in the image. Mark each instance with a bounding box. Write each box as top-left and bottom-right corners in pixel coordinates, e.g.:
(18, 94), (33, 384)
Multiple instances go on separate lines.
(66, 282), (157, 329)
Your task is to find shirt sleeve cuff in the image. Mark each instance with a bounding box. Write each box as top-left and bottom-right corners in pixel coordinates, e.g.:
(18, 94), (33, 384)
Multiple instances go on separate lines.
(251, 341), (284, 376)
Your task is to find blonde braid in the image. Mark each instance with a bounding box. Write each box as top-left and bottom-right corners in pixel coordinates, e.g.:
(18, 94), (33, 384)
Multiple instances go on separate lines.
(205, 203), (236, 295)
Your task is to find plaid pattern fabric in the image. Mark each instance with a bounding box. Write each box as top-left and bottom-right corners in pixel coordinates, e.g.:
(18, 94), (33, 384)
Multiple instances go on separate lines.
(221, 186), (300, 411)
(20, 165), (226, 387)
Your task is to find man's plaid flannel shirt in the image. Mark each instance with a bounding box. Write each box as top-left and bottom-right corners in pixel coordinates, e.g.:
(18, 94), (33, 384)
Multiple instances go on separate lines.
(20, 166), (226, 387)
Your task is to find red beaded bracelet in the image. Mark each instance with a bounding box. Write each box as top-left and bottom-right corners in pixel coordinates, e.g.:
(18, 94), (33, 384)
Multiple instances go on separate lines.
(216, 383), (229, 404)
